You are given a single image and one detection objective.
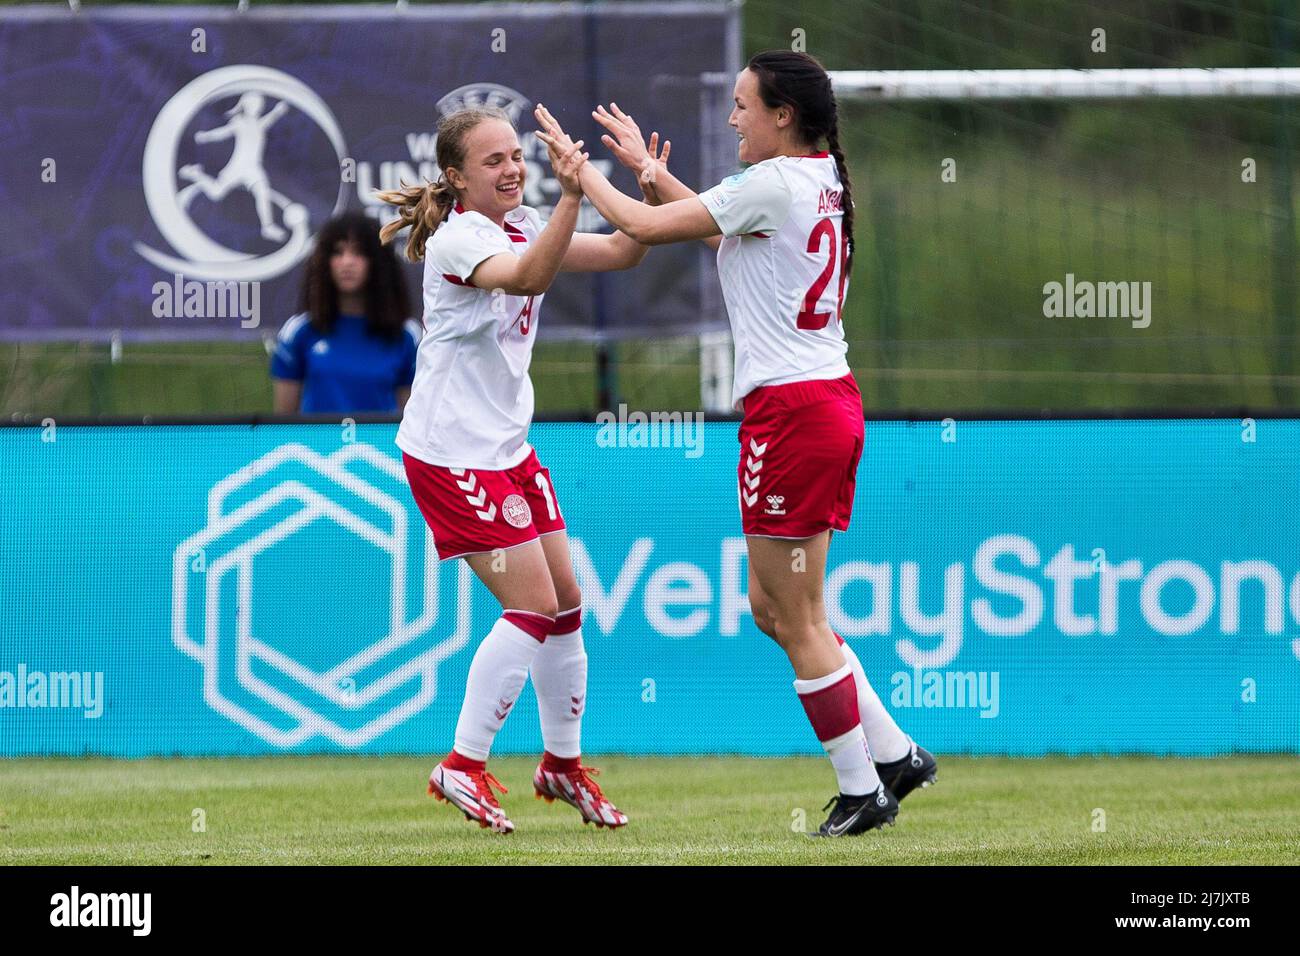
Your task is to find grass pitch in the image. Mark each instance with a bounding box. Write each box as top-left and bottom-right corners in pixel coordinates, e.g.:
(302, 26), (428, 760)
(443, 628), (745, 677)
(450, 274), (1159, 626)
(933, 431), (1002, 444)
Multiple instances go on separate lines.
(1, 756), (1297, 865)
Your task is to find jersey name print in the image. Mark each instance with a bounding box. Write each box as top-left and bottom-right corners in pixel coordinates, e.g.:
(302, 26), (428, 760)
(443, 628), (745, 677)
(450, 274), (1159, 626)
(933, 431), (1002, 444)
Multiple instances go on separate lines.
(816, 187), (843, 215)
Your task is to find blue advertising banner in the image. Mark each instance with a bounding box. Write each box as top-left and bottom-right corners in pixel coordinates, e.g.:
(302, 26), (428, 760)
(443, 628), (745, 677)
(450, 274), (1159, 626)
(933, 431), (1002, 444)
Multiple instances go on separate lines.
(0, 4), (737, 342)
(1, 419), (1298, 757)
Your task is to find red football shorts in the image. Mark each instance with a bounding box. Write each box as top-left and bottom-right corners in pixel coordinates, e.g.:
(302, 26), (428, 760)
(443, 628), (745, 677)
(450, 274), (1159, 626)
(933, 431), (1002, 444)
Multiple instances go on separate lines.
(403, 448), (566, 561)
(737, 373), (865, 538)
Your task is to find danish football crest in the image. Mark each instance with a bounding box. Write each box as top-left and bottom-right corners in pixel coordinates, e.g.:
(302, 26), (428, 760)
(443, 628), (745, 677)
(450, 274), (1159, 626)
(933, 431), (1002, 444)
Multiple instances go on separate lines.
(502, 494), (532, 529)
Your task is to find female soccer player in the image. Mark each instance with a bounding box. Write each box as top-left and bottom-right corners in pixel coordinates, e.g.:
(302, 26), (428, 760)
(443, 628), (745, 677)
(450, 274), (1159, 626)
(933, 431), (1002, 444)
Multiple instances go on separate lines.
(538, 51), (937, 837)
(378, 105), (662, 834)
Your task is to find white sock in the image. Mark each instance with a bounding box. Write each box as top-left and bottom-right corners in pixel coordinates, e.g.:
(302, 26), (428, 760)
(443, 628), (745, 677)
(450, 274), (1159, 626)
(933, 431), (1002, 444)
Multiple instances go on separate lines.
(453, 615), (548, 761)
(530, 610), (587, 758)
(793, 663), (881, 797)
(838, 638), (911, 763)
(823, 725), (881, 796)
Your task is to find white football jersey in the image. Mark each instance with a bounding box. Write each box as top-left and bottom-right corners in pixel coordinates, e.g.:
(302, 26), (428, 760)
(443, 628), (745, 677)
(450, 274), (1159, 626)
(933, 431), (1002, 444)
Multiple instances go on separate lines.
(698, 153), (851, 408)
(395, 204), (546, 470)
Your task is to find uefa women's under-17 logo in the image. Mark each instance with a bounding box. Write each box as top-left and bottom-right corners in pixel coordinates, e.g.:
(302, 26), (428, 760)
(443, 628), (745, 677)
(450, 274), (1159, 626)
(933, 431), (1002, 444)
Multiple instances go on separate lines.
(135, 65), (350, 282)
(171, 442), (473, 748)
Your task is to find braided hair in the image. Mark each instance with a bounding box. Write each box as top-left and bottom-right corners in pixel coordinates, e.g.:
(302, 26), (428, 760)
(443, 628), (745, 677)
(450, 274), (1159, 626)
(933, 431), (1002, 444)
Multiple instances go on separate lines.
(746, 51), (854, 272)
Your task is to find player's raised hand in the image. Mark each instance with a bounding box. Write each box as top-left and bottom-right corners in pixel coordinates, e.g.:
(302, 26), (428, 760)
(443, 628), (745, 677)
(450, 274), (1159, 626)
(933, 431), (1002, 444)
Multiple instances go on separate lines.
(537, 132), (588, 198)
(534, 103), (577, 152)
(641, 131), (671, 187)
(592, 103), (670, 187)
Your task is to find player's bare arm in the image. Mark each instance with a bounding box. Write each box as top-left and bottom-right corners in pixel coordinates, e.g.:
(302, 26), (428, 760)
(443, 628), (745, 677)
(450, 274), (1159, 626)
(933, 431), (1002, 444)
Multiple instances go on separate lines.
(540, 107), (718, 244)
(543, 130), (651, 273)
(559, 231), (647, 273)
(549, 142), (722, 246)
(532, 104), (659, 273)
(272, 378), (301, 414)
(469, 137), (587, 294)
(592, 103), (723, 251)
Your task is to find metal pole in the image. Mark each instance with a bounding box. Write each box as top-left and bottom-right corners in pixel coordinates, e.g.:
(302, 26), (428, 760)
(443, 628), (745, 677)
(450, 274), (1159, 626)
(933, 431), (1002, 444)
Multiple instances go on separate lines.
(1270, 3), (1296, 407)
(583, 1), (614, 413)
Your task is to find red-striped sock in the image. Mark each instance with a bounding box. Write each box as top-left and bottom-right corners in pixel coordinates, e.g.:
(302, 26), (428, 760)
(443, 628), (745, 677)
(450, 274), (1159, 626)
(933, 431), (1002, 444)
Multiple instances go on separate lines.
(502, 608), (553, 643)
(793, 661), (879, 796)
(442, 749), (485, 773)
(541, 751), (581, 774)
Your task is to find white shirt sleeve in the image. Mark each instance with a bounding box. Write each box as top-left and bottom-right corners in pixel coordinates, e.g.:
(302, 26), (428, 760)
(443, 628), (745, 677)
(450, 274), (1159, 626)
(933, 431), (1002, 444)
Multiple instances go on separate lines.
(427, 214), (513, 285)
(510, 205), (546, 234)
(698, 162), (794, 237)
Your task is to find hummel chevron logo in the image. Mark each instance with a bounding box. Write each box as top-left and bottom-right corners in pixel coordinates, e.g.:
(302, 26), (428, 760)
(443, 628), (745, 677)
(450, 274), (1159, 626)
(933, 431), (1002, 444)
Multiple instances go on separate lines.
(451, 469), (497, 521)
(494, 697), (514, 720)
(741, 437), (769, 509)
(570, 694), (585, 717)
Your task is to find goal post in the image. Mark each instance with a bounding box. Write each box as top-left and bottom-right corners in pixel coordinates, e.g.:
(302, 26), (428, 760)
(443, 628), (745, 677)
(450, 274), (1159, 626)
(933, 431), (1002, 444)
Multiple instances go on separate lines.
(829, 68), (1300, 101)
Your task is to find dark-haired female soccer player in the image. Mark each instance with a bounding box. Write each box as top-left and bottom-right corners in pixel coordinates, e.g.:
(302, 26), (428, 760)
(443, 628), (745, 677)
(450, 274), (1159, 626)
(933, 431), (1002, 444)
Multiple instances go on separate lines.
(538, 51), (936, 837)
(271, 211), (419, 414)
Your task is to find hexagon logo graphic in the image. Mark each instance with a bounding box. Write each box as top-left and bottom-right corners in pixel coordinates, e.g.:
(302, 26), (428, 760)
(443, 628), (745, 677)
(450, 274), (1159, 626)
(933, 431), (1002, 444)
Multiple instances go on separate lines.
(172, 442), (472, 748)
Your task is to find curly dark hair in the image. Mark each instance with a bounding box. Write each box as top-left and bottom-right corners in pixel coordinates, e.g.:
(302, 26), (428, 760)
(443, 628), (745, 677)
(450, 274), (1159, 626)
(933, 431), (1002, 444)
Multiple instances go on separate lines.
(299, 211), (413, 341)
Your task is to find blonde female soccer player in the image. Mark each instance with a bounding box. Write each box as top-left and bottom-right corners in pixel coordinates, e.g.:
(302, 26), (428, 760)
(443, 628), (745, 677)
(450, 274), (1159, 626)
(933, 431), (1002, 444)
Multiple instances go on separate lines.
(538, 52), (936, 837)
(378, 105), (663, 833)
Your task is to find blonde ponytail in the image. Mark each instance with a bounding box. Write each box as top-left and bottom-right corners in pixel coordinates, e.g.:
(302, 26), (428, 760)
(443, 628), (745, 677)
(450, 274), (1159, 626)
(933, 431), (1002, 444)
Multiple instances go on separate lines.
(376, 179), (455, 263)
(377, 106), (514, 262)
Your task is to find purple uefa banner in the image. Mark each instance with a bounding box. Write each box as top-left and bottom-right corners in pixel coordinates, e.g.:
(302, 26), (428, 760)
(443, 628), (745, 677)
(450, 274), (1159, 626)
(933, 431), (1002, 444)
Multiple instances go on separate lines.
(0, 3), (738, 342)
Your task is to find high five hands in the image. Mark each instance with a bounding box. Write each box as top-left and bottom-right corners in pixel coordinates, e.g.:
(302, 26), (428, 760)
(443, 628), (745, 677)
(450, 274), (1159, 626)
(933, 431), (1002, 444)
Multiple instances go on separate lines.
(535, 102), (670, 201)
(533, 104), (587, 198)
(591, 102), (671, 190)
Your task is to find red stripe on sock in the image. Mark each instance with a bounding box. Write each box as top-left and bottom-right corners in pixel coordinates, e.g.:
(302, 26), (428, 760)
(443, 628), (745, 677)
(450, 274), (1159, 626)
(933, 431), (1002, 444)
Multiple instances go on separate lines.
(503, 610), (553, 642)
(797, 672), (860, 742)
(551, 606), (582, 635)
(833, 631), (846, 646)
(541, 751), (581, 773)
(443, 749), (486, 773)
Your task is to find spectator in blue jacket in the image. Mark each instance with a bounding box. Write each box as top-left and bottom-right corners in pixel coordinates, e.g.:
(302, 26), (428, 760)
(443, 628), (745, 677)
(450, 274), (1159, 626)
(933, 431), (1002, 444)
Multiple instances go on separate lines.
(271, 211), (420, 414)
